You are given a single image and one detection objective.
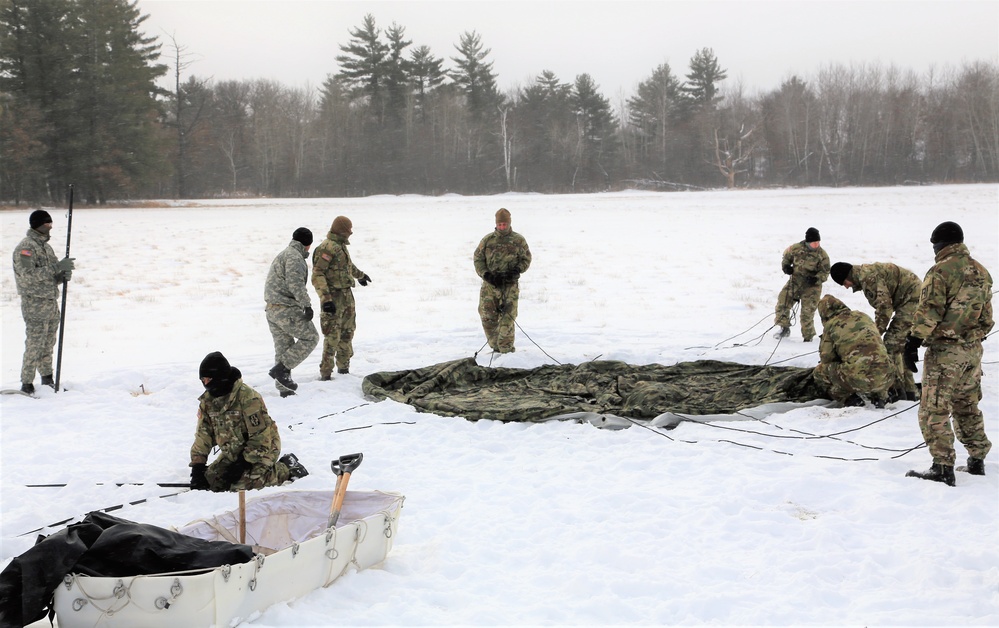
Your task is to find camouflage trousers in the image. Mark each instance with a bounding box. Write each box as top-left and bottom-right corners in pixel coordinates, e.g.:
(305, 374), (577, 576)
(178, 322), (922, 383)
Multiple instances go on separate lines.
(813, 358), (891, 402)
(319, 288), (356, 376)
(918, 341), (991, 466)
(884, 306), (918, 395)
(20, 297), (59, 385)
(206, 457), (290, 492)
(774, 279), (822, 340)
(266, 305), (320, 370)
(478, 281), (520, 353)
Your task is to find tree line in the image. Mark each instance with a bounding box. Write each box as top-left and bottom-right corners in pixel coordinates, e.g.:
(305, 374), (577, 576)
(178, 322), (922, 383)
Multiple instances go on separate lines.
(2, 1), (997, 205)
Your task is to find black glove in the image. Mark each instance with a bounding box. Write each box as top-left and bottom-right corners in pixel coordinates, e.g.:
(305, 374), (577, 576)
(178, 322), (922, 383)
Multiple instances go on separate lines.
(322, 301), (336, 314)
(358, 273), (371, 286)
(507, 271), (520, 283)
(782, 264), (793, 276)
(304, 306), (314, 321)
(218, 459), (250, 489)
(806, 275), (819, 286)
(903, 335), (923, 373)
(483, 272), (499, 287)
(190, 463), (210, 491)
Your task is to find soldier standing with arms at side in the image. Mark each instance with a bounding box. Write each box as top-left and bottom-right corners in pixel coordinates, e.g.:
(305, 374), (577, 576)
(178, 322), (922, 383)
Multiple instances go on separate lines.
(11, 210), (75, 394)
(830, 261), (922, 401)
(774, 227), (829, 342)
(812, 294), (892, 408)
(264, 227), (320, 397)
(190, 351), (308, 492)
(904, 221), (993, 487)
(474, 208), (532, 353)
(311, 216), (371, 379)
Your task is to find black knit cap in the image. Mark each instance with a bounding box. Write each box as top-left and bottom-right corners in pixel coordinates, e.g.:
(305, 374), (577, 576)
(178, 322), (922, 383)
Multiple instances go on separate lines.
(29, 210), (53, 229)
(199, 351), (231, 380)
(930, 221), (963, 245)
(830, 262), (852, 285)
(805, 227), (820, 243)
(292, 227), (313, 246)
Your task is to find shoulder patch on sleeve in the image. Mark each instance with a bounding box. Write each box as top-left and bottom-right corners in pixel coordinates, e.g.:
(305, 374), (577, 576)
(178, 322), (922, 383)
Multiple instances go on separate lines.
(19, 249), (32, 257)
(321, 253), (333, 261)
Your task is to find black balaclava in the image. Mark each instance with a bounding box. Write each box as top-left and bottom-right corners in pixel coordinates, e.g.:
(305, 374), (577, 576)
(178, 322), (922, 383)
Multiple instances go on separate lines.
(200, 351), (237, 398)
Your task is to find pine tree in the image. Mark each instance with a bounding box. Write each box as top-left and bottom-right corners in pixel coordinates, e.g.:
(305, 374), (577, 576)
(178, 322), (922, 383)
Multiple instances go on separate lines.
(683, 47), (727, 111)
(571, 73), (618, 190)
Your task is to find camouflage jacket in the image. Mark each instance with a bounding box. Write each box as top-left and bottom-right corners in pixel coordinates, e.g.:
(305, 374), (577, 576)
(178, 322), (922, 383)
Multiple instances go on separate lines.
(781, 241), (830, 283)
(910, 243), (994, 345)
(311, 231), (364, 302)
(191, 379), (282, 470)
(817, 295), (890, 369)
(264, 240), (311, 310)
(12, 228), (61, 300)
(474, 229), (532, 279)
(850, 262), (921, 334)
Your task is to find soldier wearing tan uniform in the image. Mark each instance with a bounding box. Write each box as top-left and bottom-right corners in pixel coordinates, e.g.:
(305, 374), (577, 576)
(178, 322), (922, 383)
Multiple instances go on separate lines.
(189, 352), (307, 492)
(311, 216), (371, 379)
(12, 210), (75, 394)
(774, 227), (829, 342)
(474, 208), (532, 353)
(904, 221), (993, 487)
(830, 261), (921, 401)
(812, 294), (892, 407)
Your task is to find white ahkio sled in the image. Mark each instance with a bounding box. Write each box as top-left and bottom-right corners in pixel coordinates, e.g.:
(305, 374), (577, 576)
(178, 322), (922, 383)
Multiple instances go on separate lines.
(52, 453), (405, 627)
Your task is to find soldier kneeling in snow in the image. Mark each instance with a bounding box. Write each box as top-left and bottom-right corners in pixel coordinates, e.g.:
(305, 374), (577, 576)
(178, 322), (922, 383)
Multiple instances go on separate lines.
(812, 295), (892, 408)
(190, 351), (309, 492)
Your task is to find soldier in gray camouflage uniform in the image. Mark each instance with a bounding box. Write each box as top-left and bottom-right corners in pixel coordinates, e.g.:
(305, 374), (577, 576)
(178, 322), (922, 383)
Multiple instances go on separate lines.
(812, 294), (892, 407)
(474, 208), (532, 353)
(830, 261), (921, 401)
(774, 227), (830, 342)
(904, 221), (993, 487)
(189, 352), (307, 492)
(11, 210), (75, 394)
(265, 228), (320, 396)
(311, 216), (371, 379)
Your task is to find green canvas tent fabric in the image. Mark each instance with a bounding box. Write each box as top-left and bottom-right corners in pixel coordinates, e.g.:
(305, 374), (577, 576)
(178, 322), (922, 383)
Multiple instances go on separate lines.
(361, 357), (827, 423)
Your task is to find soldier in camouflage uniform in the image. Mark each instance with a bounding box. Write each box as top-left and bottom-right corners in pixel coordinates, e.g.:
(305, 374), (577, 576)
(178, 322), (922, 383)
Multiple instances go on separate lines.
(264, 228), (320, 396)
(311, 216), (371, 379)
(11, 210), (75, 394)
(774, 227), (830, 342)
(904, 222), (993, 487)
(189, 352), (307, 492)
(812, 294), (892, 407)
(830, 261), (921, 401)
(474, 208), (532, 353)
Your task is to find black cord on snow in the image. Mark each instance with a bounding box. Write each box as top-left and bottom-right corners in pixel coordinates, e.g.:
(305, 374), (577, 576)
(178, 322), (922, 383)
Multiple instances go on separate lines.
(514, 319), (563, 365)
(621, 399), (927, 462)
(287, 403), (371, 430)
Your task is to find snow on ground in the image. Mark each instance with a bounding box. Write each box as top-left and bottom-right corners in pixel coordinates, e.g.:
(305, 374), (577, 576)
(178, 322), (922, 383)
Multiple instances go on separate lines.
(2, 184), (998, 625)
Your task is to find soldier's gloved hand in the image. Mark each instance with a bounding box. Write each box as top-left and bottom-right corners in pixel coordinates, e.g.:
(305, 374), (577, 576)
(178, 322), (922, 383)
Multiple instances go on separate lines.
(358, 273), (371, 287)
(507, 271), (520, 283)
(304, 306), (314, 321)
(806, 275), (819, 286)
(782, 264), (793, 276)
(190, 463), (210, 491)
(219, 459), (250, 490)
(903, 335), (922, 373)
(321, 301), (336, 314)
(57, 270), (73, 282)
(56, 257), (75, 273)
(483, 272), (498, 287)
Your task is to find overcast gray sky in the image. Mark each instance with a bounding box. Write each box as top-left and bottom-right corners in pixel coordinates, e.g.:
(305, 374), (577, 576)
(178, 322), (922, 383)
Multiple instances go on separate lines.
(136, 1), (999, 97)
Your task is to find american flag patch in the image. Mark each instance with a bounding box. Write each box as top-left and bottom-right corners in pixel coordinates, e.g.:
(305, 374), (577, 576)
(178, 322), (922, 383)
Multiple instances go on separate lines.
(19, 249), (32, 257)
(321, 253), (332, 261)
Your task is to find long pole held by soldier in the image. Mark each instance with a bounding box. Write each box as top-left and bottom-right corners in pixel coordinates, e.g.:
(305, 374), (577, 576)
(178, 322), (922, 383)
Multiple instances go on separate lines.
(54, 184), (74, 393)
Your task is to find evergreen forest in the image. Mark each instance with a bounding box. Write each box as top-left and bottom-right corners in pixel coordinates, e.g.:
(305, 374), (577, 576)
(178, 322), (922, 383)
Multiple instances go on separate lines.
(2, 0), (997, 205)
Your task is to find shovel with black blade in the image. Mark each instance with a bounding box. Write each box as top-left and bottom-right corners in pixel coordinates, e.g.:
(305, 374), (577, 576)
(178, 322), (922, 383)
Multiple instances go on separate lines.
(328, 452), (363, 529)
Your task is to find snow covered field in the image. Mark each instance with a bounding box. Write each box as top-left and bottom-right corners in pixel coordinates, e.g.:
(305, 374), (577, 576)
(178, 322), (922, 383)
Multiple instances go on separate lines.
(2, 184), (998, 625)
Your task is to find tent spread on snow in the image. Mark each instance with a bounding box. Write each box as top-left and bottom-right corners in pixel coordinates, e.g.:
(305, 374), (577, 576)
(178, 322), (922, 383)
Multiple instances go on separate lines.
(361, 357), (829, 427)
(0, 489), (404, 628)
